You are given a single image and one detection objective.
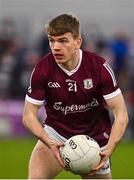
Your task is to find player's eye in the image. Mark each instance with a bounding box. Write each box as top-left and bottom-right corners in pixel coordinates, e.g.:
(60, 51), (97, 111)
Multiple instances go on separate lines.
(49, 39), (54, 43)
(59, 39), (68, 43)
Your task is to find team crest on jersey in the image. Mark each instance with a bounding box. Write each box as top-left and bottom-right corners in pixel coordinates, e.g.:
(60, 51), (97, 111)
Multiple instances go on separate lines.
(83, 79), (93, 89)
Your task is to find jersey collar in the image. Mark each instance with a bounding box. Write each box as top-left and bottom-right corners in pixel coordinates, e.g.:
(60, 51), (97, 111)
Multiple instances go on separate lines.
(57, 49), (82, 76)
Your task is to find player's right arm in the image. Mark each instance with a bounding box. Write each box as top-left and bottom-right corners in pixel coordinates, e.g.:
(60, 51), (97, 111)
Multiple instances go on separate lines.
(22, 100), (64, 166)
(23, 100), (49, 144)
(23, 59), (64, 166)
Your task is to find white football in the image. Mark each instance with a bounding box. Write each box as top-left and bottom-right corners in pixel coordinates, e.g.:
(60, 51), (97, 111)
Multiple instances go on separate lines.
(60, 134), (101, 174)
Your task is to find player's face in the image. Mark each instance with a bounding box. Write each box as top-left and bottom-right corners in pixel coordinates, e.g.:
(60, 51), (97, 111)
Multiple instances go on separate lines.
(48, 32), (82, 65)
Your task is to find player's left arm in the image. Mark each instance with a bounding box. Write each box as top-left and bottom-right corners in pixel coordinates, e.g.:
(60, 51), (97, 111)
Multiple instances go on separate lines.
(94, 93), (128, 171)
(104, 92), (128, 154)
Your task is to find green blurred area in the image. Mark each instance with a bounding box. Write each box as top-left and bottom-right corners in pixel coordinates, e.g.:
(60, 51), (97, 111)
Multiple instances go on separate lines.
(0, 138), (134, 179)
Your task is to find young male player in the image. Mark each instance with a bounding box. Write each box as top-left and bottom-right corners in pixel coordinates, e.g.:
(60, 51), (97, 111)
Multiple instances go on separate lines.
(23, 13), (128, 179)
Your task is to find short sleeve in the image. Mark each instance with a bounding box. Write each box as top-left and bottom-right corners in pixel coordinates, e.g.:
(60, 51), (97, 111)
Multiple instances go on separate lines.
(99, 61), (121, 100)
(25, 63), (46, 105)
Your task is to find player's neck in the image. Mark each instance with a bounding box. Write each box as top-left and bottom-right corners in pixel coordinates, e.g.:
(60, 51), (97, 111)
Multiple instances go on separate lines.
(60, 50), (80, 71)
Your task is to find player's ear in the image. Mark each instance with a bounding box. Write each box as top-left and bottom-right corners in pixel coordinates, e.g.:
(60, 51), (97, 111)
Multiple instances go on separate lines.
(75, 37), (82, 49)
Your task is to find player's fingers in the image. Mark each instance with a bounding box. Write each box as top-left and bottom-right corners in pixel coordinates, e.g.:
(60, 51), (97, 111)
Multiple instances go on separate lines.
(87, 161), (105, 175)
(52, 147), (65, 167)
(57, 150), (65, 166)
(92, 159), (106, 171)
(87, 171), (96, 175)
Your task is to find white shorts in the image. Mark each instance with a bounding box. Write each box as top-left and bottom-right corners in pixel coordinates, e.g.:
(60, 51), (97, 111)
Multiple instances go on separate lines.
(44, 124), (111, 175)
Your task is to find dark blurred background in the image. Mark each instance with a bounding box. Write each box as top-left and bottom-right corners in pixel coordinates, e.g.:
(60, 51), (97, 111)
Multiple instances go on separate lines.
(0, 0), (134, 178)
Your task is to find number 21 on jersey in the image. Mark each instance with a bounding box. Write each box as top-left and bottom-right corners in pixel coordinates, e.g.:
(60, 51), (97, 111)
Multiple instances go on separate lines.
(67, 82), (77, 92)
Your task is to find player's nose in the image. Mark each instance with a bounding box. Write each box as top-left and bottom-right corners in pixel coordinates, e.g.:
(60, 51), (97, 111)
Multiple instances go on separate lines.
(53, 41), (61, 51)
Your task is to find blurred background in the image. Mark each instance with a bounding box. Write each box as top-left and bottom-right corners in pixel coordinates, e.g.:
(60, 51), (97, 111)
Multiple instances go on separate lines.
(0, 0), (134, 178)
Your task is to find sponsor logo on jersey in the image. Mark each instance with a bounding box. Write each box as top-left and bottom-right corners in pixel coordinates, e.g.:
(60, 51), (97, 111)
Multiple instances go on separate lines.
(83, 79), (93, 89)
(53, 98), (99, 115)
(48, 82), (61, 88)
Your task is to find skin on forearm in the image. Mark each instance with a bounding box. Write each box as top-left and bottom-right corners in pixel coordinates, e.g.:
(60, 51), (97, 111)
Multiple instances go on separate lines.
(23, 101), (52, 147)
(105, 93), (128, 154)
(107, 107), (128, 154)
(23, 106), (64, 166)
(23, 114), (50, 145)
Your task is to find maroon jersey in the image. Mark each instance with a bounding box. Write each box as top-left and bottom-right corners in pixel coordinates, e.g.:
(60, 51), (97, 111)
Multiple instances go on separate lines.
(26, 49), (121, 146)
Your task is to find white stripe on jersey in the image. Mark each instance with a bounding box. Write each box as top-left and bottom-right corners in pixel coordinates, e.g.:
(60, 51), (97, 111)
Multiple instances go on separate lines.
(103, 62), (117, 87)
(57, 49), (82, 76)
(25, 95), (45, 105)
(28, 68), (35, 93)
(103, 88), (121, 100)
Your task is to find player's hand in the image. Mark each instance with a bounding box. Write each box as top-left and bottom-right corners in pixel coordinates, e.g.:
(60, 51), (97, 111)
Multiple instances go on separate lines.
(50, 143), (71, 172)
(87, 147), (112, 175)
(59, 146), (72, 172)
(47, 138), (64, 167)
